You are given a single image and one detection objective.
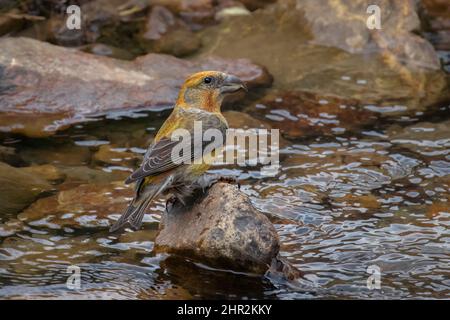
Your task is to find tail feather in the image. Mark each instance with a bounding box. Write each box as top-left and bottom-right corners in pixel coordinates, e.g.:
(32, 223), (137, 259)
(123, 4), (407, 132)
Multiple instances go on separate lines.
(109, 196), (154, 232)
(109, 175), (174, 233)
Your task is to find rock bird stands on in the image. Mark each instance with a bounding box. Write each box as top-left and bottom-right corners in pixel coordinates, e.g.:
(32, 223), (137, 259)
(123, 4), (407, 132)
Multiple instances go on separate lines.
(110, 71), (247, 232)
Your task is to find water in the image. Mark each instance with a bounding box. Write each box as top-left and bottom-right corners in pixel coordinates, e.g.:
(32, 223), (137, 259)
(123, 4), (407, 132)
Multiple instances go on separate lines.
(1, 0), (449, 300)
(0, 103), (449, 299)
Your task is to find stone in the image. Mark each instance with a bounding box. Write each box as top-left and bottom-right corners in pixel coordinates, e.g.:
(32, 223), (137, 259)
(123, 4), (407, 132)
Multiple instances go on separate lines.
(0, 9), (25, 36)
(19, 142), (91, 166)
(138, 5), (201, 57)
(57, 166), (129, 186)
(21, 164), (66, 183)
(79, 43), (135, 60)
(154, 182), (280, 274)
(0, 162), (51, 217)
(0, 37), (271, 138)
(0, 145), (22, 165)
(0, 219), (25, 237)
(386, 119), (450, 154)
(18, 181), (134, 230)
(92, 144), (140, 167)
(237, 0), (276, 11)
(420, 0), (450, 52)
(246, 90), (377, 138)
(197, 0), (449, 116)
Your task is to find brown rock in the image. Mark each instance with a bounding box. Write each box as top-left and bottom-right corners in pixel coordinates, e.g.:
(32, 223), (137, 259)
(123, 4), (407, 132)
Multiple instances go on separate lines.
(224, 110), (272, 130)
(0, 162), (51, 217)
(0, 219), (25, 237)
(139, 5), (201, 57)
(0, 9), (25, 36)
(238, 0), (275, 11)
(198, 0), (449, 115)
(18, 182), (134, 229)
(93, 144), (139, 167)
(0, 37), (271, 138)
(247, 90), (377, 138)
(80, 43), (135, 60)
(21, 164), (66, 183)
(20, 142), (91, 166)
(0, 145), (21, 165)
(154, 182), (280, 274)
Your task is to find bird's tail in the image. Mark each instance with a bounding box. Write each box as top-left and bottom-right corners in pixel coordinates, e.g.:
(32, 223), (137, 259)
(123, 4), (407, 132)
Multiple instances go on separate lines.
(109, 195), (154, 233)
(109, 176), (173, 233)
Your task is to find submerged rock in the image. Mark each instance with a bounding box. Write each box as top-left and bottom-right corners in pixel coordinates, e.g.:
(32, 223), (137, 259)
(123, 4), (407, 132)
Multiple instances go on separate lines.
(198, 0), (449, 117)
(0, 9), (25, 36)
(138, 5), (201, 57)
(247, 90), (377, 138)
(18, 181), (134, 230)
(386, 119), (450, 155)
(0, 37), (271, 138)
(79, 43), (135, 60)
(0, 162), (52, 218)
(92, 144), (139, 167)
(155, 182), (296, 275)
(421, 0), (450, 50)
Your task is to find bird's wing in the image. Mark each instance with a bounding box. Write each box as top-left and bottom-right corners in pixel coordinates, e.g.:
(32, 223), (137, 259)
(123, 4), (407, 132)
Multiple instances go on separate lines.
(125, 109), (228, 184)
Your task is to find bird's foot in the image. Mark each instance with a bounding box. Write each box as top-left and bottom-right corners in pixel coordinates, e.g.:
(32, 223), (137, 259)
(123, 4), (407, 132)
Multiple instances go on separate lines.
(165, 196), (177, 213)
(195, 174), (220, 191)
(218, 176), (241, 189)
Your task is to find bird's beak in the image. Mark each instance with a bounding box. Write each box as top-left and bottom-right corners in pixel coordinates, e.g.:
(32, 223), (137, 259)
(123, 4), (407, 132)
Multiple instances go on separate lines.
(220, 74), (248, 94)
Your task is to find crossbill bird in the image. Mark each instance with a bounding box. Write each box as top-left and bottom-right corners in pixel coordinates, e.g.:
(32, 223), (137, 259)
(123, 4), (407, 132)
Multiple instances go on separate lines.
(110, 71), (247, 232)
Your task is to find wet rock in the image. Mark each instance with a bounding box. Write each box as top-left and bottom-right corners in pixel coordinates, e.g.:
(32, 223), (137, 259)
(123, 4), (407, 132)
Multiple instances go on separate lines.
(215, 2), (250, 21)
(138, 5), (201, 57)
(420, 0), (450, 52)
(246, 90), (377, 138)
(331, 193), (381, 211)
(57, 166), (129, 186)
(155, 182), (281, 274)
(0, 9), (25, 36)
(47, 0), (139, 48)
(93, 144), (139, 167)
(224, 110), (272, 130)
(0, 37), (271, 138)
(18, 181), (134, 230)
(426, 201), (450, 218)
(233, 0), (274, 11)
(46, 14), (85, 47)
(0, 162), (51, 217)
(0, 234), (109, 276)
(20, 143), (91, 166)
(198, 0), (449, 115)
(267, 255), (303, 281)
(21, 164), (66, 183)
(0, 145), (21, 165)
(0, 219), (25, 237)
(386, 119), (450, 155)
(119, 228), (160, 244)
(79, 43), (135, 60)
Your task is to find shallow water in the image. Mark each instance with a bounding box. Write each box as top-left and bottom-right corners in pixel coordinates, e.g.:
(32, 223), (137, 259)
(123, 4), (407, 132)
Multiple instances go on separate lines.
(0, 102), (449, 299)
(1, 0), (450, 300)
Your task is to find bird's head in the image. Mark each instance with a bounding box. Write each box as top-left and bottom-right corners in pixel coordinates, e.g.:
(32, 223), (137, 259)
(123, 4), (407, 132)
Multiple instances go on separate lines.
(176, 71), (247, 112)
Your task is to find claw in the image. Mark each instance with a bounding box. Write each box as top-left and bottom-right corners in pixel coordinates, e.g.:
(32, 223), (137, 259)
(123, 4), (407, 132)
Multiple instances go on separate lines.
(165, 196), (177, 213)
(218, 176), (240, 189)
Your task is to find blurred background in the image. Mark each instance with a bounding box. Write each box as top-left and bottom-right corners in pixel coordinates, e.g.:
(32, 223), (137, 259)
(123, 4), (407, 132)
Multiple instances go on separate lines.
(0, 0), (449, 299)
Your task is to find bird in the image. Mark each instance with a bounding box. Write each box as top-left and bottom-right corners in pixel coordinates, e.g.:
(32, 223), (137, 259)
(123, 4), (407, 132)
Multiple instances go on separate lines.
(110, 71), (247, 232)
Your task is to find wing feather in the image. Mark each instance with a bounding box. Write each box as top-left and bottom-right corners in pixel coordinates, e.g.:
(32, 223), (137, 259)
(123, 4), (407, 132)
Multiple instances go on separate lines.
(125, 109), (227, 184)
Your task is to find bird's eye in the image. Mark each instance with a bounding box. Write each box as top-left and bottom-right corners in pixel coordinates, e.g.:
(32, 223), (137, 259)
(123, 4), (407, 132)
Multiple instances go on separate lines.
(203, 77), (212, 84)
